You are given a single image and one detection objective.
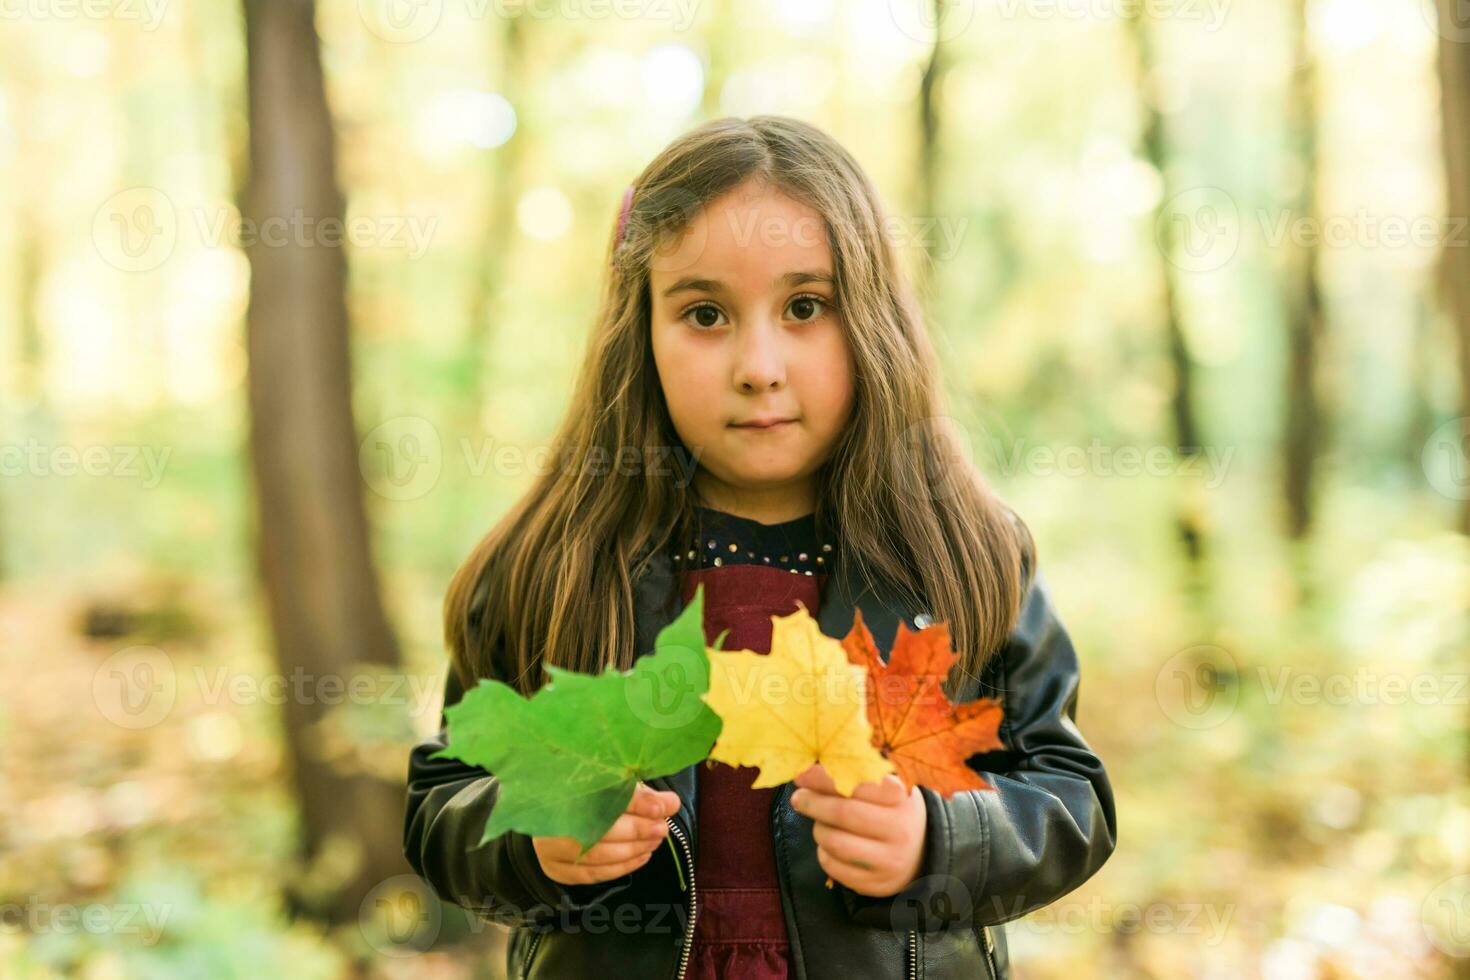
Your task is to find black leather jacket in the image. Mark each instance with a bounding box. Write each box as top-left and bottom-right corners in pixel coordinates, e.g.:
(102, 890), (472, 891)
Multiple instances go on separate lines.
(404, 540), (1117, 979)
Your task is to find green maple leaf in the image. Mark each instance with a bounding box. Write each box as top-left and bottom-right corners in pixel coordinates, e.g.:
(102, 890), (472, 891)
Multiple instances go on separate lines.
(432, 584), (724, 853)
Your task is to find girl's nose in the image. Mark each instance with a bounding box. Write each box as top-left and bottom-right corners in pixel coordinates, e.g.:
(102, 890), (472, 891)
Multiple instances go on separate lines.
(733, 321), (786, 392)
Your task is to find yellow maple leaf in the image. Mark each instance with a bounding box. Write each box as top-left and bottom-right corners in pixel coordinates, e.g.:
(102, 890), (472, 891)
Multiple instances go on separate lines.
(701, 602), (896, 796)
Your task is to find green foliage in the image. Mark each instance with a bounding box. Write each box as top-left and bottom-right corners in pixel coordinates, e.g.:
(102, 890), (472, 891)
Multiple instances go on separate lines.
(432, 585), (723, 851)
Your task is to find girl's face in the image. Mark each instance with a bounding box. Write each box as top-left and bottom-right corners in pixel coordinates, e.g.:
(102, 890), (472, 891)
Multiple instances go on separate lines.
(649, 180), (855, 523)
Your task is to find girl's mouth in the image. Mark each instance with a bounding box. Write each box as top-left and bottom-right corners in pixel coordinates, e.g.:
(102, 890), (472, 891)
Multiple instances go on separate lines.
(730, 418), (796, 432)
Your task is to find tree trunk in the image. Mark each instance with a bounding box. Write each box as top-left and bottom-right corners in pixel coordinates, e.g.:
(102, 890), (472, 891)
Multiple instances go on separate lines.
(1434, 0), (1470, 790)
(239, 0), (407, 922)
(914, 0), (947, 304)
(464, 12), (527, 423)
(1437, 0), (1470, 537)
(1282, 0), (1328, 542)
(1124, 9), (1207, 572)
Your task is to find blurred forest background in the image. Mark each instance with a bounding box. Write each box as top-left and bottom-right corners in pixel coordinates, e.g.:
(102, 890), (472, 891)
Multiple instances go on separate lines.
(2, 0), (1469, 976)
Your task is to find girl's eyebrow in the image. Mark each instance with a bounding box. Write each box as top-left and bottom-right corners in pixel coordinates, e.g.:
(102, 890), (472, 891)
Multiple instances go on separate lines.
(659, 270), (834, 298)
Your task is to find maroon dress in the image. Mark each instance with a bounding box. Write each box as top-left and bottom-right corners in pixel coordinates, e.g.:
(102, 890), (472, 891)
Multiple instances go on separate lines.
(672, 505), (834, 980)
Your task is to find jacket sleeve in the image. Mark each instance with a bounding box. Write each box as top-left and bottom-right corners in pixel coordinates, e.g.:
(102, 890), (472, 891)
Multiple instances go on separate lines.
(837, 559), (1118, 932)
(403, 667), (639, 926)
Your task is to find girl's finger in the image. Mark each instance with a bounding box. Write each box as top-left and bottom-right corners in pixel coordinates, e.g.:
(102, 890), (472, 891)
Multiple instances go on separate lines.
(792, 789), (896, 837)
(600, 811), (670, 843)
(812, 822), (888, 871)
(571, 836), (663, 866)
(794, 763), (833, 792)
(816, 844), (877, 885)
(850, 774), (908, 806)
(795, 766), (905, 806)
(555, 850), (654, 884)
(630, 784), (681, 818)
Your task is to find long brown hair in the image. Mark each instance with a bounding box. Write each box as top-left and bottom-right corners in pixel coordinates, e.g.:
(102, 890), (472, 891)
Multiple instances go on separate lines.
(445, 115), (1034, 698)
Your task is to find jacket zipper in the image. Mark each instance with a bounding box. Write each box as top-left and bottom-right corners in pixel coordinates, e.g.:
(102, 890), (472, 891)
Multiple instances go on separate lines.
(523, 818), (695, 980)
(981, 924), (997, 978)
(907, 929), (918, 979)
(523, 928), (545, 979)
(668, 816), (698, 980)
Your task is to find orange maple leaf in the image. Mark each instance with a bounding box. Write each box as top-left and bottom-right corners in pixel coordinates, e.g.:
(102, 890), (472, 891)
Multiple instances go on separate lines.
(840, 609), (1004, 797)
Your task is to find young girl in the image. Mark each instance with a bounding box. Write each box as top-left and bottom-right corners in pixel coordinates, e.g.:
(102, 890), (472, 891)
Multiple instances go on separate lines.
(404, 116), (1116, 980)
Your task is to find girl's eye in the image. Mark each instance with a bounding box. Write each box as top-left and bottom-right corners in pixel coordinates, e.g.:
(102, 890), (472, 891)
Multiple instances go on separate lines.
(788, 294), (829, 322)
(679, 294), (831, 330)
(682, 304), (726, 330)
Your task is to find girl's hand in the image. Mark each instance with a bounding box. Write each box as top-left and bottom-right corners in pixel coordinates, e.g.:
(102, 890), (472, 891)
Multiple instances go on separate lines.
(531, 782), (680, 886)
(790, 763), (927, 898)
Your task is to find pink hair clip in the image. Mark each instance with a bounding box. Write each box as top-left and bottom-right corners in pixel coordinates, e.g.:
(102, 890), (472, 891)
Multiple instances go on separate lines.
(613, 184), (634, 258)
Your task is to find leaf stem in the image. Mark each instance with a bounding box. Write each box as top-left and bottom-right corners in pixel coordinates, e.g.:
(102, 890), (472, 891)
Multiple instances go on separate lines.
(667, 833), (686, 892)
